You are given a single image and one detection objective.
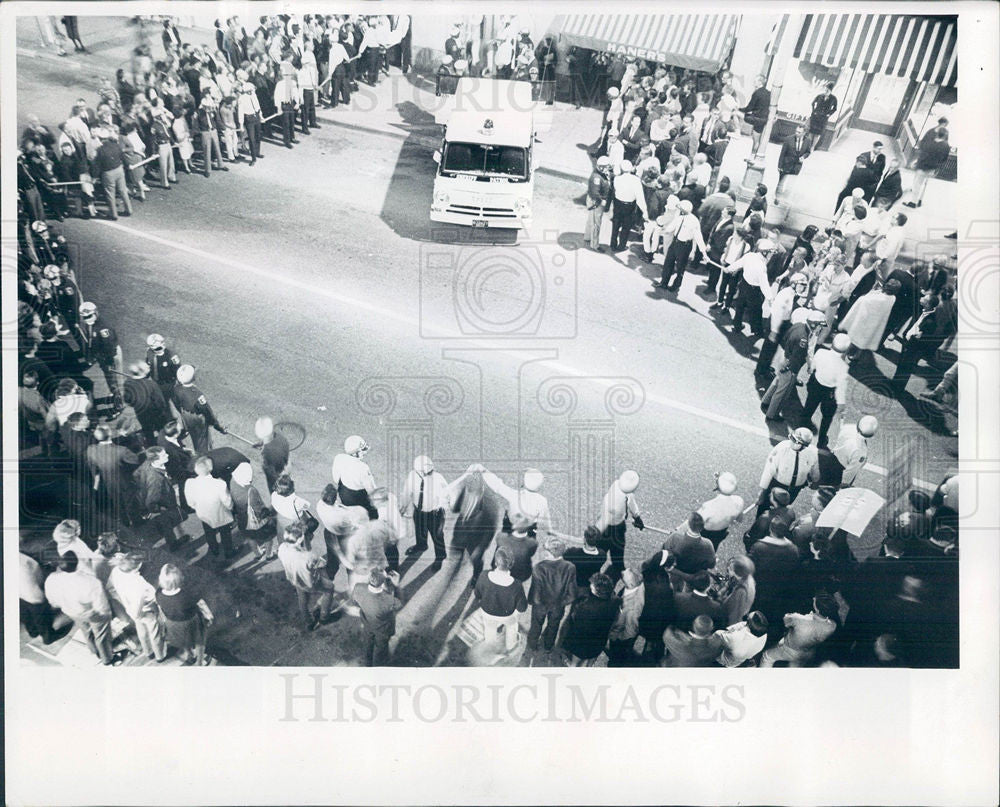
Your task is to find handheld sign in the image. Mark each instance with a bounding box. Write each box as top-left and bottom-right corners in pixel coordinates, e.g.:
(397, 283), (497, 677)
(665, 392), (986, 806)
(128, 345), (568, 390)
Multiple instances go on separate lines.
(815, 487), (885, 536)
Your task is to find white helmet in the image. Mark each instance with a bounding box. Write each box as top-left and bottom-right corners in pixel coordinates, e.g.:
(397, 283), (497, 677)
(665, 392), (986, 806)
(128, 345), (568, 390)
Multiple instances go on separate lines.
(79, 301), (98, 318)
(716, 472), (737, 496)
(254, 417), (274, 440)
(176, 364), (195, 384)
(832, 333), (851, 353)
(791, 427), (814, 446)
(618, 470), (639, 494)
(596, 155), (611, 168)
(413, 455), (434, 474)
(344, 435), (369, 456)
(146, 333), (165, 350)
(128, 361), (150, 379)
(857, 415), (879, 437)
(523, 469), (544, 492)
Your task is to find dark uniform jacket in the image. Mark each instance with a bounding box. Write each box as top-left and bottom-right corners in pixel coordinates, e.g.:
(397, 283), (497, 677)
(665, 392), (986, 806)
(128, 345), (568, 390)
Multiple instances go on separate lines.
(780, 322), (811, 373)
(156, 433), (194, 482)
(79, 317), (118, 365)
(586, 170), (611, 210)
(146, 346), (181, 392)
(173, 383), (221, 428)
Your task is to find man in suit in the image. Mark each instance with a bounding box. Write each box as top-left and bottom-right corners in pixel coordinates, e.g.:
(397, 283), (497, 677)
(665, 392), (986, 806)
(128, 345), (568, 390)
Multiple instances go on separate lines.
(872, 158), (903, 207)
(891, 290), (957, 395)
(835, 154), (879, 212)
(698, 110), (730, 167)
(663, 614), (724, 666)
(702, 205), (736, 296)
(673, 573), (726, 631)
(740, 74), (771, 153)
(86, 424), (142, 529)
(856, 141), (886, 201)
(776, 124), (811, 199)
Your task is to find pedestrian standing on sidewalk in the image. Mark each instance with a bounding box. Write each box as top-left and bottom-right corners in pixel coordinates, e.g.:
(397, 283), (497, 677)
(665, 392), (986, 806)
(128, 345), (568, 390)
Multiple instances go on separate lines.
(255, 416), (288, 493)
(353, 567), (402, 665)
(808, 82), (837, 151)
(609, 160), (647, 253)
(904, 118), (950, 208)
(556, 572), (620, 667)
(61, 16), (86, 52)
(278, 523), (338, 632)
(475, 546), (528, 654)
(776, 124), (810, 200)
(584, 156), (612, 251)
(238, 81), (263, 165)
(272, 62), (301, 148)
(525, 538), (577, 661)
(93, 129), (132, 220)
(156, 563), (212, 665)
(45, 551), (118, 665)
(185, 455), (237, 559)
(108, 552), (167, 662)
(399, 454), (448, 568)
(606, 568), (645, 666)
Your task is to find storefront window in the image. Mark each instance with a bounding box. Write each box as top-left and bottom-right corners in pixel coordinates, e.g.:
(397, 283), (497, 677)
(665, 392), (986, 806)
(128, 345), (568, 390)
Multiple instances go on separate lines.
(776, 57), (844, 121)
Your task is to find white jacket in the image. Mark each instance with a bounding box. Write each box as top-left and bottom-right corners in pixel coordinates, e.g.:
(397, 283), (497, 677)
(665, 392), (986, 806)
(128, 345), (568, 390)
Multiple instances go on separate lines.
(185, 475), (234, 528)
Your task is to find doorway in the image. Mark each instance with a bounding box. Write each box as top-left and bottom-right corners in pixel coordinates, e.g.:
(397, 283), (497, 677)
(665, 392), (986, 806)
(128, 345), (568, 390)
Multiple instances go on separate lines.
(852, 73), (916, 136)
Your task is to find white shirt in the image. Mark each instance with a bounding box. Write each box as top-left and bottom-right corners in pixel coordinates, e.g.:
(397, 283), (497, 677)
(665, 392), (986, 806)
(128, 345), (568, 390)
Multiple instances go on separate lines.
(237, 91), (261, 120)
(55, 537), (100, 577)
(810, 347), (849, 404)
(671, 213), (704, 247)
(328, 42), (349, 70)
(875, 226), (905, 263)
(613, 173), (647, 215)
(830, 423), (869, 484)
(482, 472), (552, 534)
(400, 469), (449, 513)
(759, 440), (818, 488)
(698, 493), (745, 532)
(44, 570), (110, 622)
(107, 567), (158, 620)
(331, 453), (376, 492)
(768, 286), (798, 333)
(184, 474), (234, 528)
(596, 481), (640, 530)
(649, 117), (671, 143)
(687, 161), (712, 188)
(637, 155), (660, 177)
(607, 140), (625, 172)
(316, 500), (368, 540)
(730, 252), (771, 296)
(63, 115), (91, 145)
(716, 622), (767, 667)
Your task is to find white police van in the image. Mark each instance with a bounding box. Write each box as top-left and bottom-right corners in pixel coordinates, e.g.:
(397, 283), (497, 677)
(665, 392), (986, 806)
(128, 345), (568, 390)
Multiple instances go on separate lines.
(430, 78), (542, 230)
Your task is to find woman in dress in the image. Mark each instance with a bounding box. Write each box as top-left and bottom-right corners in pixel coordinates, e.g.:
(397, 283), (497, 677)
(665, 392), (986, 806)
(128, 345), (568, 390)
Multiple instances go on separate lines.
(447, 467), (503, 587)
(156, 563), (212, 665)
(169, 103), (195, 174)
(474, 546), (527, 653)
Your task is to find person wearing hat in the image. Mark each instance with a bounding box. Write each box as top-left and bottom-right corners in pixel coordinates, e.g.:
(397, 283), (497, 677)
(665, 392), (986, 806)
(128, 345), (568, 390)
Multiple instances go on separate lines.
(760, 308), (827, 423)
(273, 62), (302, 148)
(824, 415), (877, 487)
(193, 96), (228, 177)
(124, 362), (171, 446)
(800, 332), (851, 447)
(654, 198), (706, 291)
(728, 237), (776, 337)
(78, 301), (123, 397)
(584, 155), (613, 250)
(237, 81), (264, 165)
(595, 470), (645, 583)
(609, 160), (648, 253)
(480, 467), (552, 539)
(698, 472), (745, 550)
(398, 455), (448, 566)
(253, 416), (289, 493)
(757, 427), (821, 517)
(332, 436), (378, 519)
(144, 333), (183, 403)
(756, 270), (811, 379)
(173, 364), (226, 454)
(91, 127), (132, 220)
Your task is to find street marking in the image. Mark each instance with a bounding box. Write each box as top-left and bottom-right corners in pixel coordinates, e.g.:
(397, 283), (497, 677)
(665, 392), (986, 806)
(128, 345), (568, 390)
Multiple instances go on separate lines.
(95, 219), (917, 483)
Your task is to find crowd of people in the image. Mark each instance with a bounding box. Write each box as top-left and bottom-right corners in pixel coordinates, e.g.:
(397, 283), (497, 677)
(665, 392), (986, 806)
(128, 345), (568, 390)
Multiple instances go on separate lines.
(17, 13), (413, 225)
(580, 60), (958, 433)
(16, 22), (958, 669)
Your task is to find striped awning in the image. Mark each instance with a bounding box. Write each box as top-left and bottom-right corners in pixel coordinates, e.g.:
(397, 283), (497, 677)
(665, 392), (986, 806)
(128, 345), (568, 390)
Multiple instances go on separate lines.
(794, 14), (956, 88)
(554, 15), (739, 73)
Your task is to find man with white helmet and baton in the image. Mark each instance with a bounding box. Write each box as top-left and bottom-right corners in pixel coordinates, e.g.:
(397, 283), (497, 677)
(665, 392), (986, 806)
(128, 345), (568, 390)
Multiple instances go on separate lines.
(757, 426), (820, 517)
(399, 455), (449, 568)
(481, 467), (552, 539)
(799, 332), (852, 448)
(78, 301), (123, 399)
(332, 435), (378, 519)
(822, 415), (878, 487)
(145, 333), (183, 404)
(596, 469), (645, 583)
(173, 364), (227, 454)
(697, 472), (745, 550)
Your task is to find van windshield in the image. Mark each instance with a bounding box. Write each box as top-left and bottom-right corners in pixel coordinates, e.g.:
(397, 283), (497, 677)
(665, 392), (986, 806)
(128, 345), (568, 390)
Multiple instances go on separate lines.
(442, 142), (528, 179)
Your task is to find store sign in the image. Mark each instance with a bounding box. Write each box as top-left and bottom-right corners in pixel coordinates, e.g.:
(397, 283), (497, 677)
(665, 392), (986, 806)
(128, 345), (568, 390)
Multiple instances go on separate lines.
(602, 42), (671, 63)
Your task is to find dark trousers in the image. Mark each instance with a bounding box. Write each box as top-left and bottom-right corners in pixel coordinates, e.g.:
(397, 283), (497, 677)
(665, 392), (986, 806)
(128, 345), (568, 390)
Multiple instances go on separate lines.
(527, 604), (564, 651)
(801, 375), (838, 446)
(323, 529), (342, 579)
(301, 89), (317, 129)
(20, 599), (57, 643)
(718, 270), (741, 307)
(892, 337), (933, 393)
(610, 198), (637, 251)
(606, 637), (639, 667)
(364, 630), (391, 666)
(244, 116), (261, 161)
(705, 256), (724, 292)
(733, 280), (764, 334)
(755, 333), (781, 375)
(201, 520), (234, 556)
(599, 521), (627, 582)
(661, 238), (694, 289)
(279, 105), (295, 147)
(413, 509), (446, 560)
(331, 71), (350, 106)
(701, 527), (729, 551)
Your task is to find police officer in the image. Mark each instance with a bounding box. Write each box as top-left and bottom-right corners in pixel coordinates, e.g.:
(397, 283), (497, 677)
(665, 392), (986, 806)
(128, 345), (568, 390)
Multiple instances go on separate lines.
(124, 361), (172, 447)
(78, 301), (123, 397)
(760, 308), (826, 423)
(584, 156), (612, 251)
(485, 468), (552, 538)
(757, 427), (820, 516)
(331, 435), (377, 519)
(821, 415), (878, 488)
(800, 332), (851, 447)
(595, 469), (645, 583)
(697, 471), (745, 550)
(145, 333), (182, 403)
(173, 364), (226, 454)
(52, 265), (81, 334)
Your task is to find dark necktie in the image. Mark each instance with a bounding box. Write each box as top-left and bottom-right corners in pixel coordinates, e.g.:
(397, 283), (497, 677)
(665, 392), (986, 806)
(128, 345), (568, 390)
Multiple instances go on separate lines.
(790, 448), (800, 488)
(416, 474), (425, 511)
(623, 494), (629, 523)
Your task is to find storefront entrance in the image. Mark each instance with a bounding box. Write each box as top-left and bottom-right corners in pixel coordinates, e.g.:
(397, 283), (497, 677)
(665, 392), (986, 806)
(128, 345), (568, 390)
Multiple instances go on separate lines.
(852, 73), (917, 135)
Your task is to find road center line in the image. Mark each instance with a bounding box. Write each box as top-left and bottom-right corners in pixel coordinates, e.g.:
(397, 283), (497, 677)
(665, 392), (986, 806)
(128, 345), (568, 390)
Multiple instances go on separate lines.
(96, 219), (898, 480)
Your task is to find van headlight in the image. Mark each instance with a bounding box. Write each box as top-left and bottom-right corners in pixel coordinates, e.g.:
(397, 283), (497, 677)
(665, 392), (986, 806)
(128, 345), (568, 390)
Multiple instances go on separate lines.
(435, 191), (450, 205)
(514, 197), (531, 213)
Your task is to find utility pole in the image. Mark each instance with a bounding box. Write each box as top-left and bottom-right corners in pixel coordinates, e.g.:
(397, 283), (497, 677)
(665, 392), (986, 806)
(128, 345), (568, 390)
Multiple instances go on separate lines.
(736, 14), (806, 221)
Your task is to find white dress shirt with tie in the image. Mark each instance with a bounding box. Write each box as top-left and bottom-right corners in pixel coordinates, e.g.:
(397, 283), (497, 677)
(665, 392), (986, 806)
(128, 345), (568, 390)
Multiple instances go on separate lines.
(400, 469), (449, 514)
(596, 480), (640, 531)
(759, 440), (818, 489)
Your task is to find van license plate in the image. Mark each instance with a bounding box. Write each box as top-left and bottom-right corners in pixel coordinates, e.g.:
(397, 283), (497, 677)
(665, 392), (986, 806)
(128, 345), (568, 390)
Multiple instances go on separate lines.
(472, 219), (489, 228)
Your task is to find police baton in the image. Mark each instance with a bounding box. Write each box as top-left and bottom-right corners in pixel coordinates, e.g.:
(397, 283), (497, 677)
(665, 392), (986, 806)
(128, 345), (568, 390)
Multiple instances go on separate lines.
(227, 431), (259, 448)
(642, 525), (673, 536)
(261, 112), (283, 123)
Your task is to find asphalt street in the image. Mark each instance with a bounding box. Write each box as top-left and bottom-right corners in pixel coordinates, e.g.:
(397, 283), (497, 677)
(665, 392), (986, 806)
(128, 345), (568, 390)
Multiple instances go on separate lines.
(16, 19), (957, 666)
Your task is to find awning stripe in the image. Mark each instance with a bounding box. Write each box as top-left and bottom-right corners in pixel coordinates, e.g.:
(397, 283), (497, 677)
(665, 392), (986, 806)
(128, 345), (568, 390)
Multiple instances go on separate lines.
(794, 13), (956, 87)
